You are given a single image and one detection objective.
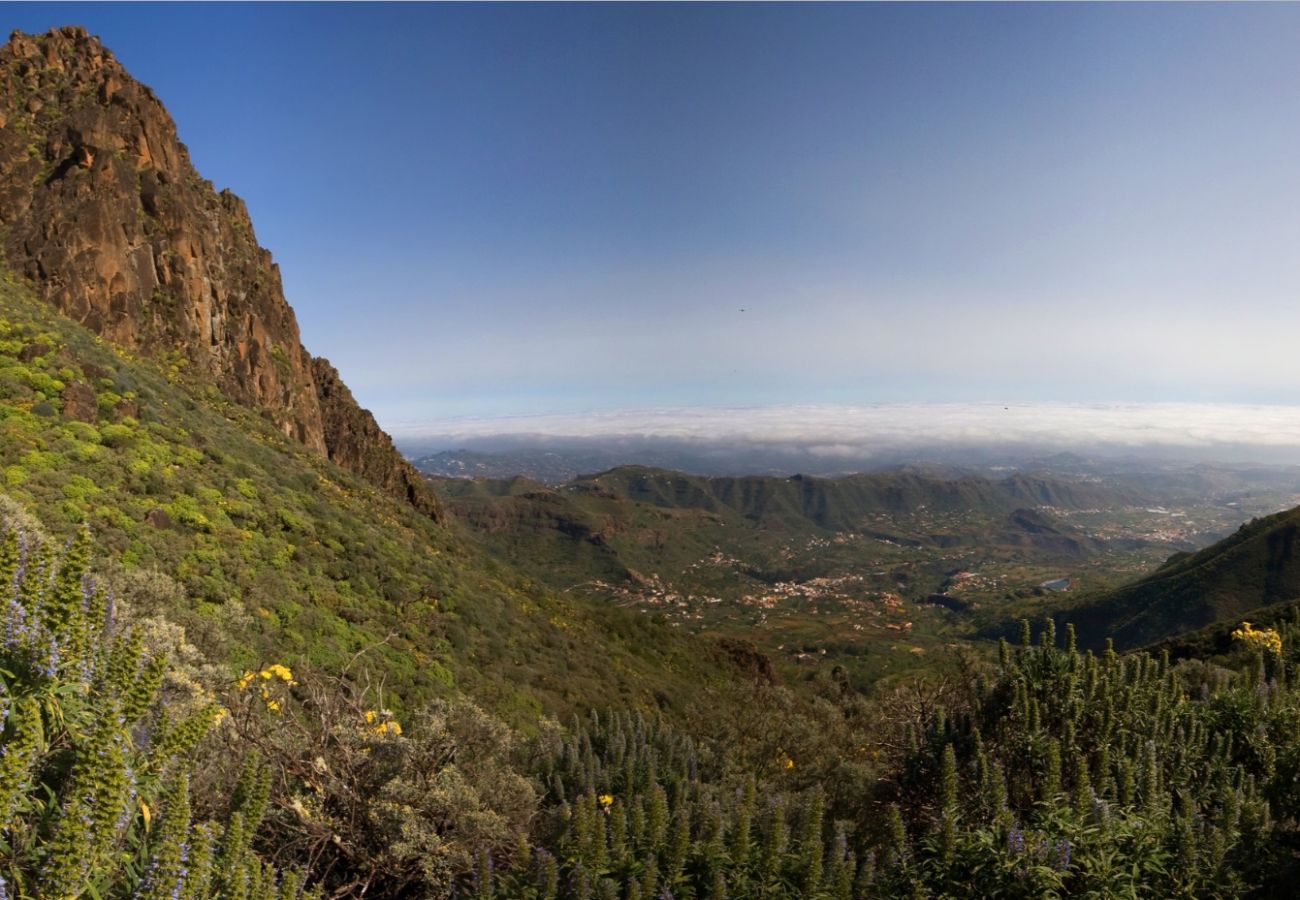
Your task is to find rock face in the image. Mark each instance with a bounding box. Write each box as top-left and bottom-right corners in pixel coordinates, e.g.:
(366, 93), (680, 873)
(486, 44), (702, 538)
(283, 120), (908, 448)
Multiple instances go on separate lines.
(59, 380), (96, 422)
(0, 27), (440, 519)
(312, 357), (440, 519)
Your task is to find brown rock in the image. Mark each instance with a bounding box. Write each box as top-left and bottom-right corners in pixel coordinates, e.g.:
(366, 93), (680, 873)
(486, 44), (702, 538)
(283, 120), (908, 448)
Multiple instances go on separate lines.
(716, 637), (779, 685)
(17, 342), (51, 362)
(0, 27), (441, 522)
(312, 357), (441, 519)
(114, 398), (139, 420)
(60, 381), (97, 423)
(81, 362), (113, 381)
(145, 508), (172, 529)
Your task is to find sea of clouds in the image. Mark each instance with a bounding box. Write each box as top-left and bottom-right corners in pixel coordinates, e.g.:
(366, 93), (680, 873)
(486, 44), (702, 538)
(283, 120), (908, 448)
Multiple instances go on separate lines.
(391, 402), (1300, 464)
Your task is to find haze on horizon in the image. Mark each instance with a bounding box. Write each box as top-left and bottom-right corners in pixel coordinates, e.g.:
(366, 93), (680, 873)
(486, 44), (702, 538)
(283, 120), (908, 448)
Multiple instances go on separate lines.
(10, 3), (1300, 451)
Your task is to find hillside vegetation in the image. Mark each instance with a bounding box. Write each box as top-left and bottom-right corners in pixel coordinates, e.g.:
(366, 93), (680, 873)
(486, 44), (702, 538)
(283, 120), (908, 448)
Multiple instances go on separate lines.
(1048, 506), (1300, 651)
(9, 516), (1300, 896)
(0, 267), (741, 720)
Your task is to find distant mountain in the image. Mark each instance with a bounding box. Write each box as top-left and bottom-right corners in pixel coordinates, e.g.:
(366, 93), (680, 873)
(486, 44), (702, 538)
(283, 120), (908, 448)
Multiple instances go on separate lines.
(567, 465), (1145, 531)
(415, 449), (614, 484)
(0, 27), (437, 517)
(429, 465), (1139, 592)
(1052, 504), (1300, 650)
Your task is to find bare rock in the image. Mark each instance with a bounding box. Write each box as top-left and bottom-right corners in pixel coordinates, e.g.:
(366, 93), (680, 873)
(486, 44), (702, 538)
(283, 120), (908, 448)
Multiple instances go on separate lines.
(81, 362), (113, 381)
(17, 342), (51, 362)
(114, 398), (139, 420)
(60, 381), (97, 423)
(312, 356), (442, 519)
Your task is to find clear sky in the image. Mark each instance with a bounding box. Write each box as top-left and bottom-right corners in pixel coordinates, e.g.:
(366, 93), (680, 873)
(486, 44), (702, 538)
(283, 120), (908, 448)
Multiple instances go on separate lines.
(10, 3), (1300, 429)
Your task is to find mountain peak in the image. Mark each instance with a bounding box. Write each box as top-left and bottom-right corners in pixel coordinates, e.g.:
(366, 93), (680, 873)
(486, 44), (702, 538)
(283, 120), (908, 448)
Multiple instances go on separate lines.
(0, 27), (440, 519)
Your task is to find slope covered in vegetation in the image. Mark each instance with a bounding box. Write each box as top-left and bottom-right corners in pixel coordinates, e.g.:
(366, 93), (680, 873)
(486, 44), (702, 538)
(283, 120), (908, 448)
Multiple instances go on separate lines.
(1056, 506), (1300, 651)
(0, 267), (743, 721)
(12, 513), (1300, 897)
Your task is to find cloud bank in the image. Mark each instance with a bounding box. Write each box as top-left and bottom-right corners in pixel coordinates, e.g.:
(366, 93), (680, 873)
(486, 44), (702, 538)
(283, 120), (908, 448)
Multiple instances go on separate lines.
(390, 402), (1300, 468)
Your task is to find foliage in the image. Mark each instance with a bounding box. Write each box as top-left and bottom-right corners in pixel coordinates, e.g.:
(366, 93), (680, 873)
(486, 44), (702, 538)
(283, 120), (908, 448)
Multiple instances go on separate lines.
(0, 267), (736, 723)
(0, 524), (312, 898)
(216, 665), (537, 897)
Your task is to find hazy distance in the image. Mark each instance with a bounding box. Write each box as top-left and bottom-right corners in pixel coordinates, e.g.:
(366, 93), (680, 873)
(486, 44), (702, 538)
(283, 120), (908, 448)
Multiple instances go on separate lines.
(395, 402), (1300, 477)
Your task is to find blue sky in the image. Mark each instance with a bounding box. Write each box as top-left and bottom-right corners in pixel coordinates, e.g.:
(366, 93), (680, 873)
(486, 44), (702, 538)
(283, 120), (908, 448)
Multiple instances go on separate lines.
(10, 3), (1300, 428)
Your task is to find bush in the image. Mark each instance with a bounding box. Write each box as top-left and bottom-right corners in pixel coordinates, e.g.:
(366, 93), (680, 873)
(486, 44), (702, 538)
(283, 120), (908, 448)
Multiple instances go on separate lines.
(0, 522), (314, 898)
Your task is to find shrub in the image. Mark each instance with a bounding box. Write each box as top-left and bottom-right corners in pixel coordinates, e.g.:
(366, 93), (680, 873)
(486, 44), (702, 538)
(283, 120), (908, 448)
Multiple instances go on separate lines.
(0, 521), (314, 898)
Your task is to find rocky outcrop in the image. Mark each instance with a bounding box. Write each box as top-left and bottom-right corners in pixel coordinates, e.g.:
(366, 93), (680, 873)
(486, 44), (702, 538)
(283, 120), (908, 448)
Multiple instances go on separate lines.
(0, 27), (440, 519)
(312, 357), (440, 519)
(59, 380), (96, 422)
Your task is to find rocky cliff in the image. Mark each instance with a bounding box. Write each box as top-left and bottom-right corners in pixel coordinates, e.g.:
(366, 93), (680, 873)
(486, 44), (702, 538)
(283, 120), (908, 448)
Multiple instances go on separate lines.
(0, 26), (439, 519)
(313, 357), (440, 518)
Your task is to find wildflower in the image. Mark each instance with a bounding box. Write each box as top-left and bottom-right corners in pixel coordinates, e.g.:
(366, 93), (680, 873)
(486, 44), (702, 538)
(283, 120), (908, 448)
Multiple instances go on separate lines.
(1232, 622), (1283, 656)
(236, 671), (255, 690)
(1053, 838), (1071, 871)
(598, 794), (614, 809)
(262, 663), (294, 683)
(364, 709), (401, 735)
(103, 589), (115, 634)
(266, 699), (282, 713)
(41, 635), (59, 678)
(1006, 826), (1026, 855)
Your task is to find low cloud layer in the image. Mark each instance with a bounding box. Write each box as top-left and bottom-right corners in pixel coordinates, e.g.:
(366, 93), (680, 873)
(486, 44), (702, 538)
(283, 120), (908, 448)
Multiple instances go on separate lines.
(391, 402), (1300, 468)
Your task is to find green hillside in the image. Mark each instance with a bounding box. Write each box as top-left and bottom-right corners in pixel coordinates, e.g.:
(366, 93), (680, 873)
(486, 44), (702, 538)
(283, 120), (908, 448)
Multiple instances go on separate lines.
(0, 266), (742, 720)
(1047, 506), (1300, 650)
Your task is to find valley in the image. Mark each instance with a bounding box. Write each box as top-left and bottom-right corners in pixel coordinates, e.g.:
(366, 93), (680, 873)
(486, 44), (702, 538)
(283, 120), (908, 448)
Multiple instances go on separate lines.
(429, 463), (1300, 687)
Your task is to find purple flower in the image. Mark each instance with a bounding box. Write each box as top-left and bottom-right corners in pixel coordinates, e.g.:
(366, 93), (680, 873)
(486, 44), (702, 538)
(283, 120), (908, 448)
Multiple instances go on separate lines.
(41, 634), (59, 678)
(1006, 826), (1026, 855)
(1053, 838), (1072, 871)
(13, 531), (28, 594)
(3, 597), (29, 651)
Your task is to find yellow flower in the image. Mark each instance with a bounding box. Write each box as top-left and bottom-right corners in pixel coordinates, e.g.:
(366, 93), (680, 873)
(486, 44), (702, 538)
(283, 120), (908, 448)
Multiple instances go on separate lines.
(266, 698), (282, 713)
(262, 663), (294, 683)
(598, 794), (614, 808)
(364, 710), (402, 735)
(1232, 622), (1282, 656)
(236, 671), (255, 690)
(784, 758), (795, 770)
